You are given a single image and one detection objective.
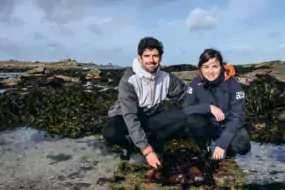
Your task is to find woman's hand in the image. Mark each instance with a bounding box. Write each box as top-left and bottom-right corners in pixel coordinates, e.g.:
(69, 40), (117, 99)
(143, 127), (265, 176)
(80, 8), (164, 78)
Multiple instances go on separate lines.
(212, 146), (225, 160)
(210, 105), (225, 122)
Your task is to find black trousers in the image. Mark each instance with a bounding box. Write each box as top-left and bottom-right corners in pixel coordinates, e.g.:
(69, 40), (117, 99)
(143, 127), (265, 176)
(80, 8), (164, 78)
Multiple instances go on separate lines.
(186, 115), (251, 155)
(102, 111), (251, 155)
(102, 108), (188, 150)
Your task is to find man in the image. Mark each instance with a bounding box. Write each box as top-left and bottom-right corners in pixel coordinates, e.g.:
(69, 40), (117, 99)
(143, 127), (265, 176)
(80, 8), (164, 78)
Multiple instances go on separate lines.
(102, 37), (188, 169)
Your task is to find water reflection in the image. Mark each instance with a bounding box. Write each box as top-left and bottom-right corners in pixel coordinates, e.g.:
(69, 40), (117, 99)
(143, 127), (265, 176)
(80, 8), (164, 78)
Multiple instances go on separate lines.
(30, 128), (61, 143)
(0, 126), (61, 145)
(0, 72), (24, 79)
(236, 141), (285, 185)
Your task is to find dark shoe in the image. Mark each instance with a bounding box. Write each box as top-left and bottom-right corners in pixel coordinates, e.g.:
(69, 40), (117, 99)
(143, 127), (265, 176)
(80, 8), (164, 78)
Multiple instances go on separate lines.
(193, 175), (204, 186)
(197, 147), (211, 160)
(202, 149), (211, 159)
(119, 148), (134, 160)
(225, 149), (236, 158)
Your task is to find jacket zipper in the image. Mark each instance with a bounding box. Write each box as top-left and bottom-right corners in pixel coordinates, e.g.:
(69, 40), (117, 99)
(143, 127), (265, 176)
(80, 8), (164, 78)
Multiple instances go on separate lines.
(210, 88), (218, 106)
(150, 74), (154, 101)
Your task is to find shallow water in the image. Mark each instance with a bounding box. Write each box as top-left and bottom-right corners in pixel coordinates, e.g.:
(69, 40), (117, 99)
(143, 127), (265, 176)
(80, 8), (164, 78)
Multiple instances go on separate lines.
(0, 127), (121, 190)
(0, 127), (284, 189)
(236, 141), (285, 185)
(0, 72), (25, 79)
(83, 81), (118, 91)
(0, 72), (24, 93)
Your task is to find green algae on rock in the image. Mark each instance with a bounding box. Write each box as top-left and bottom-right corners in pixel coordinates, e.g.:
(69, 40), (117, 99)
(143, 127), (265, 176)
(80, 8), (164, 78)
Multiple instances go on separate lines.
(242, 74), (285, 144)
(212, 158), (245, 188)
(0, 86), (118, 137)
(162, 64), (197, 72)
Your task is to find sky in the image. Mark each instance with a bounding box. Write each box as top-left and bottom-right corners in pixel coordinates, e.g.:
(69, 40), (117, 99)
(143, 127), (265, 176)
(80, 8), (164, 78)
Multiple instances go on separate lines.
(0, 0), (285, 66)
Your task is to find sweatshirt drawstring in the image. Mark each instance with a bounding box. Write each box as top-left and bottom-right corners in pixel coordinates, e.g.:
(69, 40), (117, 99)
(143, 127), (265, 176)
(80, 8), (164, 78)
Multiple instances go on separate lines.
(150, 74), (154, 101)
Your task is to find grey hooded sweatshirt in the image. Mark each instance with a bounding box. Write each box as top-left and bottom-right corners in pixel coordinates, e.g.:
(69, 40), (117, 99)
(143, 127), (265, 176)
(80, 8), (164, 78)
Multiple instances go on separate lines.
(108, 58), (187, 151)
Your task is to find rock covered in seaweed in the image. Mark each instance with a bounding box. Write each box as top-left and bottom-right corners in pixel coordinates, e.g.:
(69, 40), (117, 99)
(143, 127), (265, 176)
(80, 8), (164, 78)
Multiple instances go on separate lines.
(0, 85), (118, 137)
(242, 74), (285, 144)
(162, 64), (197, 72)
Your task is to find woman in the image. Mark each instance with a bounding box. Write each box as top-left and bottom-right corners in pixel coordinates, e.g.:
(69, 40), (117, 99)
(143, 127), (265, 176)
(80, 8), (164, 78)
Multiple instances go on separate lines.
(182, 48), (251, 160)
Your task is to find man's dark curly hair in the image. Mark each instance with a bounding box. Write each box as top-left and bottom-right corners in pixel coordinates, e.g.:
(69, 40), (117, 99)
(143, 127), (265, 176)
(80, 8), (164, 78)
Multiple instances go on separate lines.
(137, 37), (164, 56)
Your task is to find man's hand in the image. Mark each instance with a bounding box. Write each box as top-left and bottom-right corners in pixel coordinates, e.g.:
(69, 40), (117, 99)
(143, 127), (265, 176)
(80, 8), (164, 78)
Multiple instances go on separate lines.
(145, 152), (161, 169)
(212, 146), (225, 160)
(210, 105), (225, 122)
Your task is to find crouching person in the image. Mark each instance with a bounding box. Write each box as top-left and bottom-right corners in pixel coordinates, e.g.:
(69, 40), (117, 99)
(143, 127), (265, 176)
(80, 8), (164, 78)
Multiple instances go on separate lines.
(102, 37), (189, 169)
(182, 48), (251, 160)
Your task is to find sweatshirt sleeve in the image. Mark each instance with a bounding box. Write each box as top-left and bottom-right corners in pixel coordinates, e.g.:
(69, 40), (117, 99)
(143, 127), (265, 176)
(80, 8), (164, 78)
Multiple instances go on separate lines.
(215, 79), (246, 150)
(182, 78), (211, 115)
(118, 74), (149, 152)
(167, 73), (188, 101)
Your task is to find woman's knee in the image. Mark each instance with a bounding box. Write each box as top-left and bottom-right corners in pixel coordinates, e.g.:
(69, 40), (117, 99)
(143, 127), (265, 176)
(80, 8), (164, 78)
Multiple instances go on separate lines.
(238, 141), (251, 155)
(230, 126), (251, 155)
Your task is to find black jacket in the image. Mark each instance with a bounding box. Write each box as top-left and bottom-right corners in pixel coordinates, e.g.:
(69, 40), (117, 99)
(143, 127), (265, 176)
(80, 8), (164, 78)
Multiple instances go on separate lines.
(182, 65), (246, 150)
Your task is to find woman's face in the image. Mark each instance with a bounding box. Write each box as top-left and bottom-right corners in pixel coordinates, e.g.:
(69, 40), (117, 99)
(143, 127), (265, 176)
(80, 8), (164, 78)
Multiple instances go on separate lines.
(200, 58), (222, 81)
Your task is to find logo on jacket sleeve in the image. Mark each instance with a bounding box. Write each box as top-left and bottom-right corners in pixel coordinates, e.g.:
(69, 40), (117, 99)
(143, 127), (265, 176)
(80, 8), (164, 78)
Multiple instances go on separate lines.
(236, 91), (245, 99)
(187, 87), (193, 94)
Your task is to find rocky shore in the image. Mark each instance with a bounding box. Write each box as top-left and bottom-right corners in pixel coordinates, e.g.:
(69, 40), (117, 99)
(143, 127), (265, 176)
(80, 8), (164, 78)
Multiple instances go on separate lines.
(0, 60), (284, 189)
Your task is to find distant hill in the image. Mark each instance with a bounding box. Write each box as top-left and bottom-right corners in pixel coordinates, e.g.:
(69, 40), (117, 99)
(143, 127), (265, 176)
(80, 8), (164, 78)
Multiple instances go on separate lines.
(0, 59), (121, 69)
(0, 59), (284, 71)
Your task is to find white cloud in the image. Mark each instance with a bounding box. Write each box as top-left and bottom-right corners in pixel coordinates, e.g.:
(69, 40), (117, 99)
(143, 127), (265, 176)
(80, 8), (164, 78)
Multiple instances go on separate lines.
(186, 8), (217, 31)
(185, 0), (268, 31)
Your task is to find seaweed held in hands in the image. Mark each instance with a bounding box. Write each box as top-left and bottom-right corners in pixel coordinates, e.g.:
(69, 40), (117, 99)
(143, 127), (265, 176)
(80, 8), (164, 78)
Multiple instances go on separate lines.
(108, 139), (244, 189)
(145, 140), (215, 188)
(107, 140), (244, 189)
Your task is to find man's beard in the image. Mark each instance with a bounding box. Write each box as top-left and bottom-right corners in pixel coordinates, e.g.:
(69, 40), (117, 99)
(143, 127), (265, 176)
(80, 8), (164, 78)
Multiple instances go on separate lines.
(145, 64), (158, 73)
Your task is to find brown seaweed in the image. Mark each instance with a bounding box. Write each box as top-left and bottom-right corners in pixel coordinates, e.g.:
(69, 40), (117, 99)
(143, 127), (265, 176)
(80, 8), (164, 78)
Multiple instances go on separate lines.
(145, 140), (215, 188)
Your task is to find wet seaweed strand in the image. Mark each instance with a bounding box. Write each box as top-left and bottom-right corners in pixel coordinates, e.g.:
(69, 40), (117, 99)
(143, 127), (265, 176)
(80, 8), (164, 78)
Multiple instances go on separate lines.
(145, 140), (216, 189)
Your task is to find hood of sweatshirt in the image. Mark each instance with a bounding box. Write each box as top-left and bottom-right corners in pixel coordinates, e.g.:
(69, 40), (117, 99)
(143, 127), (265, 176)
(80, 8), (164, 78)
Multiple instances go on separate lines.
(132, 58), (161, 79)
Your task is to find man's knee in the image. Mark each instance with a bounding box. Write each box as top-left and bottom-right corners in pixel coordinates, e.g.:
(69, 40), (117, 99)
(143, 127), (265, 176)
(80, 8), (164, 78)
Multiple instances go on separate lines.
(186, 114), (212, 127)
(185, 114), (214, 135)
(102, 115), (126, 144)
(102, 124), (117, 140)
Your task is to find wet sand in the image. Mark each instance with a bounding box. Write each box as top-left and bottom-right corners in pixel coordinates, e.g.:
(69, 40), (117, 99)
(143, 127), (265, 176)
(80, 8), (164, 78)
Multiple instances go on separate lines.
(0, 127), (121, 190)
(0, 127), (285, 189)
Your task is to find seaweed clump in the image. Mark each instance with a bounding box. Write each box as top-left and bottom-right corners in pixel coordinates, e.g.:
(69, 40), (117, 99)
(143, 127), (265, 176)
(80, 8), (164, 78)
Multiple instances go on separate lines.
(0, 86), (118, 137)
(162, 64), (197, 72)
(234, 65), (256, 75)
(242, 74), (285, 144)
(107, 139), (245, 190)
(146, 140), (215, 189)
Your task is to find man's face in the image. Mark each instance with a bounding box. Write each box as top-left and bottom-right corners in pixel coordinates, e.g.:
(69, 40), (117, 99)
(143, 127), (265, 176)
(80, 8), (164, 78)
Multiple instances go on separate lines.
(138, 48), (161, 73)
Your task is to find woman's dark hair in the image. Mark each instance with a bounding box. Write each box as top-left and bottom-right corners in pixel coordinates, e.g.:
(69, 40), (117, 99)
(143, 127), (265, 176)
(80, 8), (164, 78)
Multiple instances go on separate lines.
(138, 37), (164, 56)
(198, 48), (223, 69)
